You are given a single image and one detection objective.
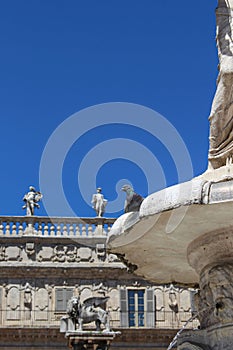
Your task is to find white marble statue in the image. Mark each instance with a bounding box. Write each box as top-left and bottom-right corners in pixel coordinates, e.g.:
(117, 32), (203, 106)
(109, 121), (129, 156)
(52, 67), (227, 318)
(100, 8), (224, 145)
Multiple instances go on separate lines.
(22, 186), (43, 216)
(91, 188), (108, 217)
(208, 0), (233, 169)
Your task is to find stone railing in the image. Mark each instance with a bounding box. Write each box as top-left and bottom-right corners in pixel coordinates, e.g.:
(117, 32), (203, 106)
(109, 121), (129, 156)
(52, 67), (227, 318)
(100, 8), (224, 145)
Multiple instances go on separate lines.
(0, 216), (116, 237)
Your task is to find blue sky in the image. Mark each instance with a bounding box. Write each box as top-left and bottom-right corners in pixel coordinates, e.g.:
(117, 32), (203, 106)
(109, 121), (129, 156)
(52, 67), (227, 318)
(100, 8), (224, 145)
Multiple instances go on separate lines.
(0, 1), (218, 218)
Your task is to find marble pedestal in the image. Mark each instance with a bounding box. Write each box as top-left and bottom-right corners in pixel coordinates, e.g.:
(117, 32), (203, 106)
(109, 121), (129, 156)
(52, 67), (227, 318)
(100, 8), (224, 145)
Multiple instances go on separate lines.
(65, 331), (120, 350)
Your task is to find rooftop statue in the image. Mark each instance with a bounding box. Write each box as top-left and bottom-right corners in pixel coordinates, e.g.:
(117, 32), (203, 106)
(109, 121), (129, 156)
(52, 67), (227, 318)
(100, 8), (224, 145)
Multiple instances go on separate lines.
(121, 184), (144, 213)
(208, 0), (233, 169)
(22, 186), (43, 216)
(91, 187), (108, 217)
(66, 295), (110, 332)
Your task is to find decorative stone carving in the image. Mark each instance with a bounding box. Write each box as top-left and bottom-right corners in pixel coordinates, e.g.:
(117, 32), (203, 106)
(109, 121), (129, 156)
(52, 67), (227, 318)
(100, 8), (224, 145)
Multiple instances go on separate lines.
(96, 243), (106, 261)
(37, 246), (54, 262)
(24, 282), (32, 305)
(0, 246), (6, 261)
(155, 287), (165, 321)
(179, 289), (191, 313)
(6, 286), (20, 320)
(77, 247), (93, 262)
(35, 288), (49, 320)
(5, 246), (22, 261)
(206, 264), (233, 324)
(25, 242), (35, 257)
(66, 245), (77, 262)
(23, 282), (33, 320)
(0, 240), (126, 265)
(53, 245), (66, 262)
(107, 289), (120, 312)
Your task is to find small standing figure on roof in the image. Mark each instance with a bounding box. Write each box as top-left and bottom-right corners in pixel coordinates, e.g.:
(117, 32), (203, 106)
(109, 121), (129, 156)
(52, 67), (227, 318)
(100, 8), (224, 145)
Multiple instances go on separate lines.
(91, 187), (108, 217)
(22, 186), (43, 216)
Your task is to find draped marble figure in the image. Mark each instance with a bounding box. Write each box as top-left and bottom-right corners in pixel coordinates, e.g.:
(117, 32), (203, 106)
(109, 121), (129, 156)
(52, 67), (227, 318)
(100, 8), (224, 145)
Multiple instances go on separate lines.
(208, 0), (233, 169)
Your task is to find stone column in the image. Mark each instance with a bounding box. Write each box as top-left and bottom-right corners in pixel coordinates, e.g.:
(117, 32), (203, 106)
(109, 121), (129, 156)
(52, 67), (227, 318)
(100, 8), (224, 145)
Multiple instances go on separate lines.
(177, 229), (233, 349)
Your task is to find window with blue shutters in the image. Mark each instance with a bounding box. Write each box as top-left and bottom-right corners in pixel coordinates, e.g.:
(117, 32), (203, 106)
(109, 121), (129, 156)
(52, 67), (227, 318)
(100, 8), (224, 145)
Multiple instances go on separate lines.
(120, 288), (155, 328)
(128, 289), (145, 327)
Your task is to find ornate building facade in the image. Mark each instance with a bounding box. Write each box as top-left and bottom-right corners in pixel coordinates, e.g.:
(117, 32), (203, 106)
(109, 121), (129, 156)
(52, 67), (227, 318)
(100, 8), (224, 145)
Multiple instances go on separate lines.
(0, 215), (197, 349)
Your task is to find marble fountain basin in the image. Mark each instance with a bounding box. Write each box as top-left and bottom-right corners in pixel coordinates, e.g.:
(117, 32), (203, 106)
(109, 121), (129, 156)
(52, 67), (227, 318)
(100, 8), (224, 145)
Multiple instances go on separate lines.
(107, 168), (233, 287)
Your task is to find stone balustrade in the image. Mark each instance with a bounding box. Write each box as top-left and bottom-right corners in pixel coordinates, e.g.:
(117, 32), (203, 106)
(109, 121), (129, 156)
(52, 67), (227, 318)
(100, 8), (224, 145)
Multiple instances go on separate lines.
(0, 216), (116, 237)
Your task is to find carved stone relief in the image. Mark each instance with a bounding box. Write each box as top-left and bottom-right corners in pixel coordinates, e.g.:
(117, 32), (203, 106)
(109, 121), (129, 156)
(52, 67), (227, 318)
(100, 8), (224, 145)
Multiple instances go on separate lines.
(37, 246), (54, 262)
(179, 289), (192, 322)
(66, 245), (77, 262)
(195, 264), (233, 328)
(0, 246), (6, 261)
(155, 287), (165, 321)
(96, 243), (106, 261)
(6, 286), (20, 320)
(5, 246), (22, 261)
(107, 289), (120, 312)
(23, 282), (33, 320)
(0, 242), (123, 265)
(35, 288), (49, 320)
(52, 246), (66, 262)
(77, 247), (93, 262)
(25, 242), (35, 257)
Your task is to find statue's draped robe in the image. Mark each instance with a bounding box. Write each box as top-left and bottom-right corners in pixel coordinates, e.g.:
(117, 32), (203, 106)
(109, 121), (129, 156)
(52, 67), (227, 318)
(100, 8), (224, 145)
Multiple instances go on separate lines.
(208, 0), (233, 169)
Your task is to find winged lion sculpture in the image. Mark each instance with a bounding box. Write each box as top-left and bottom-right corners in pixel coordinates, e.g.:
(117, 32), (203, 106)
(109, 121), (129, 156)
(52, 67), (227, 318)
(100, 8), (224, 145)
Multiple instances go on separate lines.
(66, 295), (110, 331)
